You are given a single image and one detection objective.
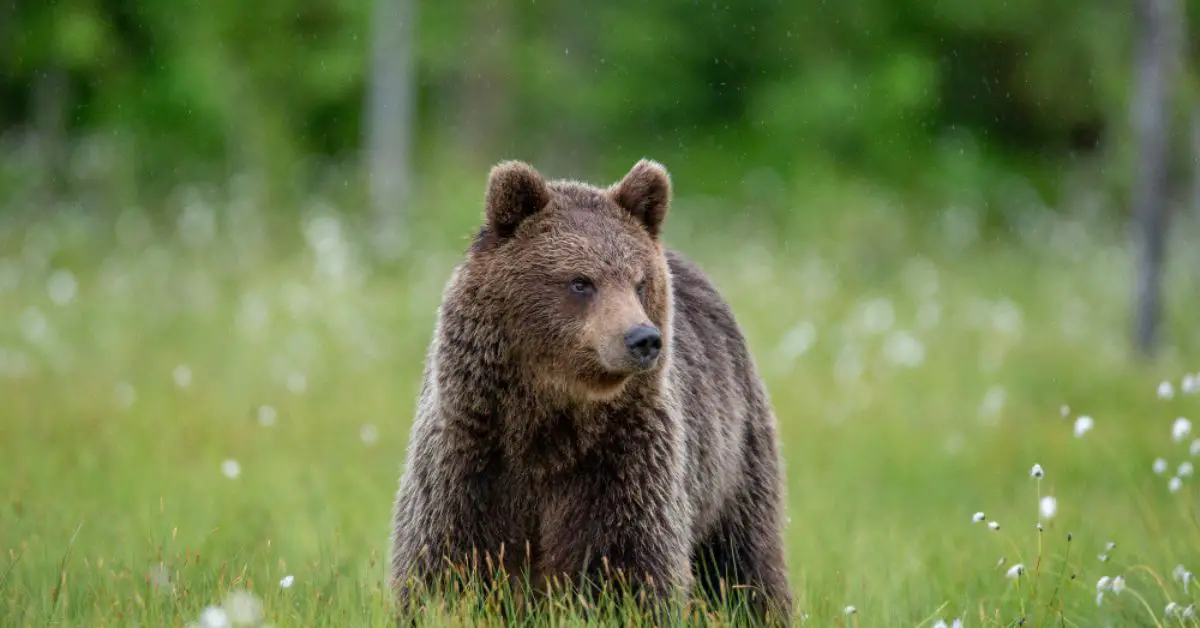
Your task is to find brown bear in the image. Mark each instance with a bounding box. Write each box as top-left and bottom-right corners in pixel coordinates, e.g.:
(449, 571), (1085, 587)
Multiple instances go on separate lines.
(387, 159), (793, 623)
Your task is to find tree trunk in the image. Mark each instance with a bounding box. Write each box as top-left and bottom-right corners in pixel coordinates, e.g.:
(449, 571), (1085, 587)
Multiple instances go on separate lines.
(366, 0), (416, 260)
(33, 66), (70, 203)
(1131, 0), (1183, 357)
(1193, 103), (1200, 223)
(538, 5), (595, 178)
(457, 0), (511, 160)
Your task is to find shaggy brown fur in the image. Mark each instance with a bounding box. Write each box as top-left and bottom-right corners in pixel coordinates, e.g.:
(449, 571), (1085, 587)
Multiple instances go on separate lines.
(387, 159), (793, 624)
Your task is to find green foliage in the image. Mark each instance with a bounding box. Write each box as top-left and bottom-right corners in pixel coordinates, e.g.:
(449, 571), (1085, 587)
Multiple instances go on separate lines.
(6, 0), (1199, 224)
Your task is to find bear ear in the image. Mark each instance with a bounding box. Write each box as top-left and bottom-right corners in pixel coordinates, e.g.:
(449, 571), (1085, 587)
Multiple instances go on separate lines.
(484, 160), (551, 239)
(610, 159), (671, 239)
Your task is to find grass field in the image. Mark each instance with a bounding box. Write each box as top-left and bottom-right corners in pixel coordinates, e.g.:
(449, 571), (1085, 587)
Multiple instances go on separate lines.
(4, 175), (1200, 627)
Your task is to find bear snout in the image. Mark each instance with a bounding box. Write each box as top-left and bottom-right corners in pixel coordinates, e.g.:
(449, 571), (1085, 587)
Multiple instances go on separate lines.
(623, 324), (662, 368)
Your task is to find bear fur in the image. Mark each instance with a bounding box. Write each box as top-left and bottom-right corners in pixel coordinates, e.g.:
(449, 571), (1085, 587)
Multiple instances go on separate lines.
(387, 159), (793, 623)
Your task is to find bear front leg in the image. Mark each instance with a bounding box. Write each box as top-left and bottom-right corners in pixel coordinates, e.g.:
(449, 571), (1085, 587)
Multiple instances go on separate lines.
(692, 501), (792, 625)
(537, 448), (693, 615)
(388, 423), (517, 614)
(691, 431), (793, 625)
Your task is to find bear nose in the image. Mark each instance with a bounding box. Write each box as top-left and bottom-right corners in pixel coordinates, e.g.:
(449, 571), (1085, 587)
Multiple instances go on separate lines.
(624, 325), (662, 366)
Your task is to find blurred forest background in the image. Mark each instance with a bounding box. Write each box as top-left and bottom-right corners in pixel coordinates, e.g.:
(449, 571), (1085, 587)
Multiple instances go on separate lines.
(2, 0), (1197, 219)
(9, 1), (1200, 625)
(5, 0), (1200, 351)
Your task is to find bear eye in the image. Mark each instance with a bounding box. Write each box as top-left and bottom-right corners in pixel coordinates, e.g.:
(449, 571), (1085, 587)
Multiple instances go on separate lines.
(635, 279), (647, 300)
(569, 277), (595, 296)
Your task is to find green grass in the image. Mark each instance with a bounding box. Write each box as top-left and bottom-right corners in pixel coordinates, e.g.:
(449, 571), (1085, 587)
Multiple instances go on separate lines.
(4, 177), (1200, 627)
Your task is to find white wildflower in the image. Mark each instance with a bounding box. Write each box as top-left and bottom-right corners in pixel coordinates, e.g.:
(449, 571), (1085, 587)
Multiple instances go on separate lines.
(951, 619), (962, 628)
(1039, 496), (1058, 519)
(843, 605), (857, 615)
(1174, 417), (1193, 443)
(979, 386), (1006, 420)
(1192, 439), (1200, 456)
(47, 269), (77, 306)
(972, 511), (986, 523)
(1160, 381), (1176, 399)
(114, 382), (137, 409)
(1185, 604), (1196, 619)
(173, 364), (193, 389)
(222, 589), (263, 625)
(1006, 563), (1025, 579)
(1155, 458), (1169, 474)
(257, 405), (277, 426)
(933, 621), (947, 628)
(197, 606), (230, 628)
(777, 321), (816, 362)
(882, 330), (925, 367)
(221, 459), (241, 480)
(178, 198), (216, 247)
(19, 307), (47, 344)
(1170, 476), (1183, 493)
(1030, 463), (1044, 479)
(1180, 462), (1194, 477)
(992, 299), (1023, 336)
(1099, 554), (1109, 562)
(988, 521), (1000, 531)
(287, 372), (308, 394)
(1060, 404), (1071, 418)
(1184, 374), (1198, 394)
(1073, 415), (1094, 437)
(1106, 541), (1116, 551)
(1112, 575), (1125, 594)
(859, 298), (895, 334)
(1166, 602), (1179, 617)
(1175, 565), (1193, 592)
(834, 345), (863, 385)
(280, 575), (295, 588)
(235, 292), (271, 336)
(1096, 576), (1114, 606)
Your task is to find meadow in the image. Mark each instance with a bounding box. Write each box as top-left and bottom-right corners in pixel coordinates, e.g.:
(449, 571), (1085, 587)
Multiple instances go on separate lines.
(4, 168), (1200, 627)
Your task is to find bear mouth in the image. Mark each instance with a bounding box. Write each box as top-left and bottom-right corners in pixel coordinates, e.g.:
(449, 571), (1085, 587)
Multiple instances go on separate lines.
(577, 358), (636, 393)
(591, 370), (630, 390)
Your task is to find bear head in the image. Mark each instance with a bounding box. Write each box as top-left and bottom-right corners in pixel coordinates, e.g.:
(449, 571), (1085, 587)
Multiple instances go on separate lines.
(465, 159), (674, 402)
